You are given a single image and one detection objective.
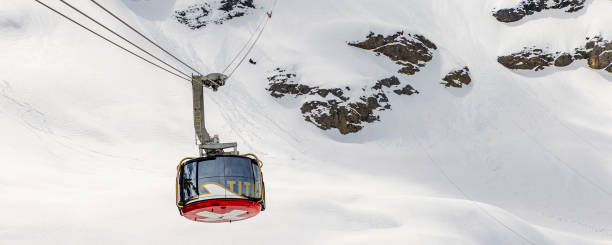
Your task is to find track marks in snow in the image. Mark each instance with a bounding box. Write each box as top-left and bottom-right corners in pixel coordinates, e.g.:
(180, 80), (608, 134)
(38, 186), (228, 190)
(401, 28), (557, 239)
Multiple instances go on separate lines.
(0, 80), (140, 162)
(0, 80), (53, 134)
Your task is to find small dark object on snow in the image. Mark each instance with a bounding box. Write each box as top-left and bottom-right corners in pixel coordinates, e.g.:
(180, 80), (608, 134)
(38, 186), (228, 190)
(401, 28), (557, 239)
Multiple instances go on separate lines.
(249, 58), (257, 65)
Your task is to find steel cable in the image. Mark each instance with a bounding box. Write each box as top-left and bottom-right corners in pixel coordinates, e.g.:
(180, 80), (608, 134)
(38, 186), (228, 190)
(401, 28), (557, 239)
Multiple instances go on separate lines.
(226, 0), (279, 79)
(409, 131), (537, 245)
(89, 0), (203, 76)
(227, 16), (269, 79)
(222, 13), (268, 74)
(34, 0), (191, 81)
(59, 0), (191, 79)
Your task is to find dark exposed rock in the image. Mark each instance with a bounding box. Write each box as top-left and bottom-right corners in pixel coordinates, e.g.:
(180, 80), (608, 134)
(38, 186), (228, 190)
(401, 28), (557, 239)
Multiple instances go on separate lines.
(493, 8), (526, 23)
(590, 51), (612, 70)
(175, 0), (255, 29)
(219, 0), (255, 12)
(584, 37), (612, 70)
(493, 0), (586, 23)
(175, 4), (210, 29)
(498, 48), (555, 71)
(441, 67), (472, 88)
(268, 69), (417, 134)
(266, 68), (349, 101)
(397, 65), (420, 76)
(301, 99), (380, 135)
(393, 85), (419, 95)
(372, 76), (401, 90)
(349, 32), (437, 75)
(499, 36), (611, 74)
(554, 53), (574, 67)
(267, 31), (435, 135)
(299, 79), (398, 135)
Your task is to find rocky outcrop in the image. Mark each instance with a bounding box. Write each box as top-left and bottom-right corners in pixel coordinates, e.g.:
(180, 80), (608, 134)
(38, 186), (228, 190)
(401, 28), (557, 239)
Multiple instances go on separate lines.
(393, 85), (419, 96)
(301, 98), (381, 135)
(266, 68), (349, 100)
(554, 53), (573, 67)
(267, 69), (417, 135)
(584, 37), (612, 70)
(498, 48), (556, 71)
(349, 32), (438, 75)
(493, 0), (586, 23)
(266, 31), (438, 134)
(498, 36), (612, 73)
(218, 0), (255, 12)
(441, 67), (472, 88)
(175, 0), (255, 29)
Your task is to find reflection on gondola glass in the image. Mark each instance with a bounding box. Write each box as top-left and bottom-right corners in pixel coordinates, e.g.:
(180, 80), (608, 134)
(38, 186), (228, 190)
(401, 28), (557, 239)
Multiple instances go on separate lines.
(222, 157), (255, 197)
(181, 162), (198, 201)
(180, 156), (262, 204)
(252, 163), (262, 198)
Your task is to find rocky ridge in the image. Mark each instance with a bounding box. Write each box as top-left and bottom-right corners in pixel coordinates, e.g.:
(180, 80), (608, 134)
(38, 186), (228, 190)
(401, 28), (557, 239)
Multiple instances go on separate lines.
(498, 36), (612, 73)
(267, 69), (418, 135)
(265, 31), (437, 134)
(175, 0), (256, 29)
(493, 0), (586, 23)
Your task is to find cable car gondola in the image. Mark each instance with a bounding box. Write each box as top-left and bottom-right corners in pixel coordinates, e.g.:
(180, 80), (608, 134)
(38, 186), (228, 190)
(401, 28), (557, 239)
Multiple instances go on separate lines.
(176, 154), (265, 223)
(176, 74), (266, 223)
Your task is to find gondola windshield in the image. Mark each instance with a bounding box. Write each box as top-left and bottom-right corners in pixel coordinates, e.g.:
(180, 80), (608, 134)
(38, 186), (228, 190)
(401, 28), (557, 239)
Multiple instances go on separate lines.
(179, 156), (263, 206)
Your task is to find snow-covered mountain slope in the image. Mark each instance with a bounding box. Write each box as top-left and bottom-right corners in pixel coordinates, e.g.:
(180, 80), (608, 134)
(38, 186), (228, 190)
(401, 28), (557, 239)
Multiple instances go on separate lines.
(1, 0), (611, 244)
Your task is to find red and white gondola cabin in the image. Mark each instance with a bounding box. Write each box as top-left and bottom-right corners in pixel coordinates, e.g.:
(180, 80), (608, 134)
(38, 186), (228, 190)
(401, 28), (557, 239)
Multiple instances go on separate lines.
(176, 155), (266, 223)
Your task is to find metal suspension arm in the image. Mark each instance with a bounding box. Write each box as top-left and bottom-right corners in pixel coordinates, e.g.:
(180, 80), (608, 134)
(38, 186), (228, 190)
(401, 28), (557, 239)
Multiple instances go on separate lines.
(192, 78), (210, 145)
(191, 73), (237, 156)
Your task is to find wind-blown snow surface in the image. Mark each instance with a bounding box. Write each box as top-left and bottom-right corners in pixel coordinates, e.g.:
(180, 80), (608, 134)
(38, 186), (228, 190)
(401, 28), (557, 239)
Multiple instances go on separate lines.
(1, 0), (612, 244)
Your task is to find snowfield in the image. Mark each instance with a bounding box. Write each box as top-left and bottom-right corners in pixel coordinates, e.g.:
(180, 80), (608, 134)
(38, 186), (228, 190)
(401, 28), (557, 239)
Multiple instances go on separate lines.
(1, 0), (611, 244)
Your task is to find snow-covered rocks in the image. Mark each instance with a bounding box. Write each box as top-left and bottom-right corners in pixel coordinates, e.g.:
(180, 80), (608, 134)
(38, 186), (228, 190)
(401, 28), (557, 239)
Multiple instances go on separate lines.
(266, 68), (349, 100)
(267, 69), (417, 135)
(583, 36), (612, 71)
(498, 36), (612, 73)
(348, 32), (437, 75)
(498, 47), (556, 71)
(265, 31), (439, 134)
(492, 0), (586, 23)
(264, 31), (437, 135)
(175, 0), (255, 29)
(441, 67), (471, 88)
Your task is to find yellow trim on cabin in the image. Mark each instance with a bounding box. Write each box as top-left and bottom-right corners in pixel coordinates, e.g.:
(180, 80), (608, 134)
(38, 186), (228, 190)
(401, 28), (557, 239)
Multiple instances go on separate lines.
(242, 153), (266, 204)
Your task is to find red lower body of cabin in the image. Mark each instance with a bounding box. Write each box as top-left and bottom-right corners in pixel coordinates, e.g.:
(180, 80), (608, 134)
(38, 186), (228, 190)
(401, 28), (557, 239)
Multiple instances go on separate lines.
(181, 199), (262, 223)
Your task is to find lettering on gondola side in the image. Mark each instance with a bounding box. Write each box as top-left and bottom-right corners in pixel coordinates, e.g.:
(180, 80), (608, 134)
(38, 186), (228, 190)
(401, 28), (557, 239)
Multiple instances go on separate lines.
(198, 180), (259, 199)
(226, 181), (253, 196)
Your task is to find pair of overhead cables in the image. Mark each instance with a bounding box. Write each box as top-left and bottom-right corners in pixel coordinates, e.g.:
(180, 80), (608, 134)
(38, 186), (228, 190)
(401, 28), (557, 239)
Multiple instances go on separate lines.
(34, 0), (201, 82)
(222, 0), (279, 79)
(35, 0), (278, 82)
